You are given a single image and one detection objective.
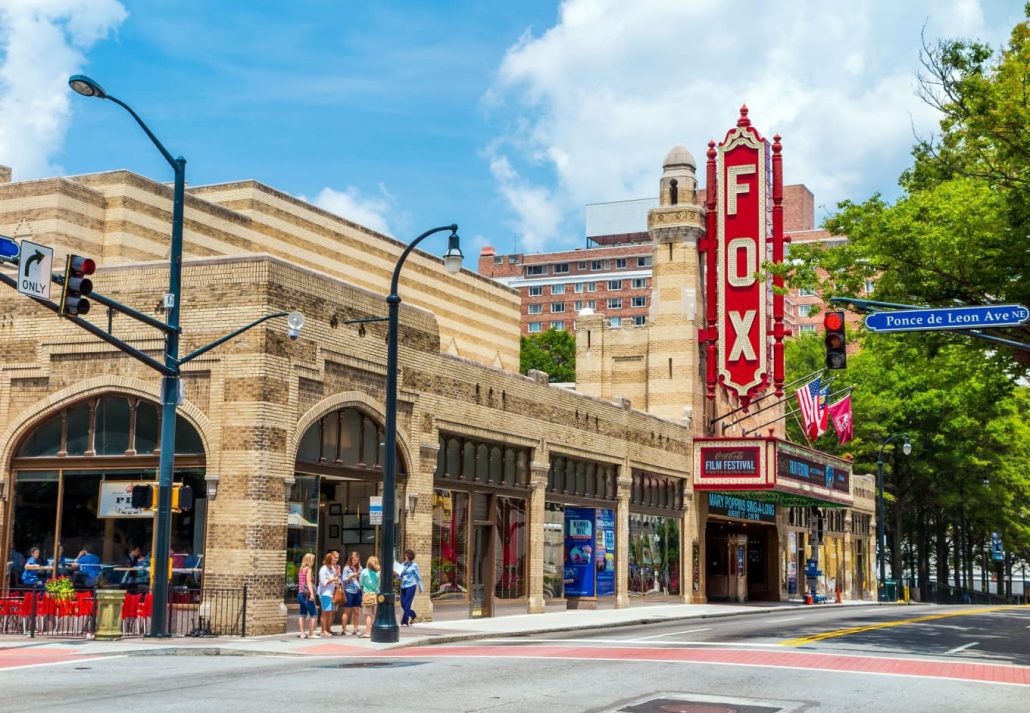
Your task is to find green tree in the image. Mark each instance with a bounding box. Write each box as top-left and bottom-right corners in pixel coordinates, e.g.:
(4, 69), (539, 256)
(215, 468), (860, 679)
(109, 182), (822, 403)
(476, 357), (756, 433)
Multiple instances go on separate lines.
(520, 328), (576, 382)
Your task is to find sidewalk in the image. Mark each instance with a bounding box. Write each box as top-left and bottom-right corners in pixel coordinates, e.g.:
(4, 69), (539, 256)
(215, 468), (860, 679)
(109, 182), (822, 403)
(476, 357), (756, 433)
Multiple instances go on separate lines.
(0, 599), (883, 660)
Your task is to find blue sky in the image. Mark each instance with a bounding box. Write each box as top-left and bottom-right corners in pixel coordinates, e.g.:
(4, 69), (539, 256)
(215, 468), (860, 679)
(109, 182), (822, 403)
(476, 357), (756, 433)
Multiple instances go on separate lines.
(0, 1), (1022, 264)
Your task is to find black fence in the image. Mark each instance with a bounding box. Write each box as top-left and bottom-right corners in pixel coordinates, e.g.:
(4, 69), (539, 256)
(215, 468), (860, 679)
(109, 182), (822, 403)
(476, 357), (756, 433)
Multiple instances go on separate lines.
(922, 581), (1022, 606)
(1, 585), (247, 638)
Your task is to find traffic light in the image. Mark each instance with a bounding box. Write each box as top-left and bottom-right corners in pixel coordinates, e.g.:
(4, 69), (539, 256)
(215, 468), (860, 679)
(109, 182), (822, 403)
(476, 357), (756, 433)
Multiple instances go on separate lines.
(59, 254), (95, 316)
(131, 484), (154, 509)
(824, 311), (847, 369)
(172, 484), (194, 512)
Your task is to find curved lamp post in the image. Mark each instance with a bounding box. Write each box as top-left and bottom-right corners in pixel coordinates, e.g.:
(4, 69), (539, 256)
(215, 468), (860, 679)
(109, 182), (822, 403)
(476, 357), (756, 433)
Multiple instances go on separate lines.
(372, 225), (463, 643)
(877, 433), (911, 601)
(69, 75), (303, 636)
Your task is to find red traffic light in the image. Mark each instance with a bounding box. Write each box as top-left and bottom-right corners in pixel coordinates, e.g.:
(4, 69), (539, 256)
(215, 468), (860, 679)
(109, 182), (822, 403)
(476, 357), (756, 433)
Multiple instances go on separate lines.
(823, 312), (844, 331)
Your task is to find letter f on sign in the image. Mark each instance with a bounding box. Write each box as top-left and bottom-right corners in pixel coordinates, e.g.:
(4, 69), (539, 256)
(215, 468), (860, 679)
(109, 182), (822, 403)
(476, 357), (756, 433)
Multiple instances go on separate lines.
(727, 164), (756, 215)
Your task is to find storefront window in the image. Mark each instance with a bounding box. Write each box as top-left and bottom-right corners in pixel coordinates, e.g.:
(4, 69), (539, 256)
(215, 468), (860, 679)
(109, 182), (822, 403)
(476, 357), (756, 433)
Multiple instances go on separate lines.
(285, 474), (320, 601)
(543, 503), (564, 598)
(431, 489), (469, 600)
(628, 514), (681, 597)
(494, 496), (526, 600)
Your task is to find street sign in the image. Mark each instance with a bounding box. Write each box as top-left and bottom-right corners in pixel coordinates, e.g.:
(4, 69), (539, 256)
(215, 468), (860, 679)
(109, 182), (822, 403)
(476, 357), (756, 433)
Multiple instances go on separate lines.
(17, 240), (53, 300)
(369, 495), (383, 526)
(865, 305), (1029, 333)
(0, 235), (19, 261)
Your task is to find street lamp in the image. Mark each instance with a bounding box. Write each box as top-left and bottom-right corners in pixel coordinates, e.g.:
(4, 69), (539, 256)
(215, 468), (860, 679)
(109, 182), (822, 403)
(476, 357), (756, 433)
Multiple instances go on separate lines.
(877, 433), (910, 602)
(371, 224), (462, 643)
(69, 75), (303, 636)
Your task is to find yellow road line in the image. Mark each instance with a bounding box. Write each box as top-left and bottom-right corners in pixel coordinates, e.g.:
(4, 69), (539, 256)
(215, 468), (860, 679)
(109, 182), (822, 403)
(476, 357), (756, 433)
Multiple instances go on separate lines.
(780, 606), (1025, 647)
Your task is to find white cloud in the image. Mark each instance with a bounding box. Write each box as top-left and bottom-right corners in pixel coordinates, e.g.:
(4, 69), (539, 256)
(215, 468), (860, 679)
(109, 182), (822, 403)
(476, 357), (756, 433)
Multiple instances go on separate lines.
(0, 0), (127, 179)
(310, 184), (396, 237)
(486, 0), (1017, 245)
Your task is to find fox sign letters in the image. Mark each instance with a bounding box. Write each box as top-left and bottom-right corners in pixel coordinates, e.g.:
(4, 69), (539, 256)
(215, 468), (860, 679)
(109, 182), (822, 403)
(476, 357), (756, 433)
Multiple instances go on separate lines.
(712, 107), (786, 407)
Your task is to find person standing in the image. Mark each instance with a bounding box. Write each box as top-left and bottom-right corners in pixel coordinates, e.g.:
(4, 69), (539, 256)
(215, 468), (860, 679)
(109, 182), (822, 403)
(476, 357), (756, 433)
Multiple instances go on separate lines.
(359, 556), (380, 638)
(398, 549), (424, 626)
(296, 553), (319, 639)
(341, 551), (363, 635)
(317, 551), (340, 637)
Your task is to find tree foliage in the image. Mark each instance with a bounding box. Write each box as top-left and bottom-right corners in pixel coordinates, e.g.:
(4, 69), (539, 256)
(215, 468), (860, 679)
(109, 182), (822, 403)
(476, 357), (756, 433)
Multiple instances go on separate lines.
(519, 328), (576, 382)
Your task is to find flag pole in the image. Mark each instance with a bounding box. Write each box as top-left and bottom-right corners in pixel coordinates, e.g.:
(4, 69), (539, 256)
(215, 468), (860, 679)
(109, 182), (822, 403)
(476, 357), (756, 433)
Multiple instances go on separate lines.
(708, 368), (824, 429)
(744, 387), (854, 437)
(720, 375), (836, 434)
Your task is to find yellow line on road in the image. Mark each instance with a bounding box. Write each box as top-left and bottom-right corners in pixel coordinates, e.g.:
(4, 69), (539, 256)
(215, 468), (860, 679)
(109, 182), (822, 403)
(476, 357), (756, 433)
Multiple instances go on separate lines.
(780, 606), (1025, 647)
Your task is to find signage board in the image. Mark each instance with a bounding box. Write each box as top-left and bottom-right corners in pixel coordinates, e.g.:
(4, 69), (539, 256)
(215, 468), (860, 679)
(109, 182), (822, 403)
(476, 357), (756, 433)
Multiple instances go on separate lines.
(563, 507), (596, 597)
(17, 240), (53, 299)
(0, 234), (19, 261)
(991, 532), (1004, 562)
(694, 439), (772, 491)
(707, 492), (776, 523)
(369, 495), (383, 526)
(865, 305), (1029, 333)
(97, 480), (154, 519)
(716, 115), (770, 405)
(776, 441), (850, 494)
(595, 508), (616, 596)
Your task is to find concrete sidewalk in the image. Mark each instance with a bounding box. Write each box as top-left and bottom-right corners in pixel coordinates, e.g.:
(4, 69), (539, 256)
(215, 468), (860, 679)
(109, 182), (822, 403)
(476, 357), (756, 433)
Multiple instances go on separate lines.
(0, 599), (885, 659)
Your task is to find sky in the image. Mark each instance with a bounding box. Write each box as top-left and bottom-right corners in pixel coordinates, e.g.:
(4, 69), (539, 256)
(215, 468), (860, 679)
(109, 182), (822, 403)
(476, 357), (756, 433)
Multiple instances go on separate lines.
(0, 0), (1022, 264)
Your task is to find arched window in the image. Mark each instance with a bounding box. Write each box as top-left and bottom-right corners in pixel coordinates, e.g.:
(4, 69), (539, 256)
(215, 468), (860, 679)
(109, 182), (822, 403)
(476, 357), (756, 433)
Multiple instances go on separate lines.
(294, 406), (401, 476)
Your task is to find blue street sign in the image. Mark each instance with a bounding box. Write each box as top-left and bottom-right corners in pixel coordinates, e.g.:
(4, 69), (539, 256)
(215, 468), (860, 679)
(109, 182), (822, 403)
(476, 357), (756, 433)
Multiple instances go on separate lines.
(991, 532), (1004, 562)
(0, 235), (19, 261)
(865, 305), (1029, 333)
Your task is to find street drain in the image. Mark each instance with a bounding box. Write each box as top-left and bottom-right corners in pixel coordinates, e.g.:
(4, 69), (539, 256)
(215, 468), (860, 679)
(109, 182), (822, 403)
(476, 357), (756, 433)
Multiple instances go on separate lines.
(621, 698), (784, 713)
(332, 661), (425, 669)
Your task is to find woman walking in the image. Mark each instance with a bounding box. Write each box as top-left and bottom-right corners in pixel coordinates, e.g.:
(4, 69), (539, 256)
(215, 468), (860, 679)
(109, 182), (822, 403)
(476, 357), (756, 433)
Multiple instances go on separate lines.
(359, 555), (380, 638)
(296, 553), (318, 638)
(398, 549), (424, 626)
(317, 551), (340, 637)
(341, 551), (363, 635)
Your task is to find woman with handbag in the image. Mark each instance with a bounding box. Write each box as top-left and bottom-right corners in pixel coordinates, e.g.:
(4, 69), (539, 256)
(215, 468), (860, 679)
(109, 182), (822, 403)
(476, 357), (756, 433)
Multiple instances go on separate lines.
(341, 551), (363, 635)
(296, 553), (319, 639)
(317, 551), (340, 637)
(358, 555), (380, 638)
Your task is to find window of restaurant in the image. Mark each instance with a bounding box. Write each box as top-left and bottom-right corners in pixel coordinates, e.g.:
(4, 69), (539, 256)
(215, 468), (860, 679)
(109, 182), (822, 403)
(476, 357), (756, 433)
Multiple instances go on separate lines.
(543, 454), (618, 600)
(288, 406), (405, 601)
(4, 395), (206, 590)
(432, 435), (530, 608)
(628, 470), (684, 598)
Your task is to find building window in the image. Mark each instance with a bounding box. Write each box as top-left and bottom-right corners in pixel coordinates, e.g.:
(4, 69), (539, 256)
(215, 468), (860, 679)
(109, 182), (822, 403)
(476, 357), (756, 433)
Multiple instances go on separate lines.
(587, 282), (597, 292)
(551, 302), (566, 313)
(608, 280), (623, 291)
(493, 256), (504, 265)
(509, 255), (520, 264)
(528, 322), (542, 333)
(528, 286), (542, 297)
(797, 287), (815, 297)
(631, 296), (646, 308)
(615, 258), (627, 269)
(609, 317), (621, 328)
(631, 278), (647, 289)
(637, 256), (652, 267)
(528, 304), (542, 315)
(553, 263), (570, 274)
(574, 282), (585, 293)
(799, 324), (816, 333)
(608, 298), (623, 309)
(551, 284), (566, 295)
(574, 300), (584, 311)
(591, 260), (603, 271)
(797, 304), (812, 318)
(588, 300), (596, 309)
(526, 265), (545, 276)
(578, 261), (587, 270)
(633, 315), (646, 326)
(864, 279), (875, 294)
(551, 321), (565, 331)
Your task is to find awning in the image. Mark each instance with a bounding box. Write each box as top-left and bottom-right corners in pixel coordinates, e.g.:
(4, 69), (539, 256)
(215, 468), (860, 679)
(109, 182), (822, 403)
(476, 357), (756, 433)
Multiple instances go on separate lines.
(693, 437), (853, 508)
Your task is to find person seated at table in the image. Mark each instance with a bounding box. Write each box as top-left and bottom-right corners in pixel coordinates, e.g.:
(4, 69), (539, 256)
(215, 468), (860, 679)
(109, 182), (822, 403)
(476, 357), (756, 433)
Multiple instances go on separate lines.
(123, 545), (149, 593)
(70, 545), (101, 588)
(22, 546), (49, 588)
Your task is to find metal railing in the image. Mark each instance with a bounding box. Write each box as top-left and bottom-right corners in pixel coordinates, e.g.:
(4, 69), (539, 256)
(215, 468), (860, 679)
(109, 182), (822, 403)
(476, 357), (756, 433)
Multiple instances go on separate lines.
(923, 581), (1021, 606)
(1, 585), (247, 638)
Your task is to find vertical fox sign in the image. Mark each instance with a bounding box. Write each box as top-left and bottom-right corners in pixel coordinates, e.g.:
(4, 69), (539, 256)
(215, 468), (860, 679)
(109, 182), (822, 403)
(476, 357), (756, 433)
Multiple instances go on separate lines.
(703, 106), (787, 409)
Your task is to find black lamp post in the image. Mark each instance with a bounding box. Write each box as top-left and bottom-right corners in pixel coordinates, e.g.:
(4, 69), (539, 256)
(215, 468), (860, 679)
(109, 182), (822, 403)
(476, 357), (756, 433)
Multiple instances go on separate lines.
(371, 225), (463, 643)
(68, 75), (304, 636)
(877, 433), (910, 601)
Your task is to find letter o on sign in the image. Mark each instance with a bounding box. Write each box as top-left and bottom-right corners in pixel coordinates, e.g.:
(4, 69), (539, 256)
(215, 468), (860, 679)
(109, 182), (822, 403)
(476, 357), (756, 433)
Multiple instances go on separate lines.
(727, 237), (756, 287)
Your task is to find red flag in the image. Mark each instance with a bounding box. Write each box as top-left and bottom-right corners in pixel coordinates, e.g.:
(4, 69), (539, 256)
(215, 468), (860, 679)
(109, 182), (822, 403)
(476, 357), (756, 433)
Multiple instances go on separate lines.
(827, 394), (853, 444)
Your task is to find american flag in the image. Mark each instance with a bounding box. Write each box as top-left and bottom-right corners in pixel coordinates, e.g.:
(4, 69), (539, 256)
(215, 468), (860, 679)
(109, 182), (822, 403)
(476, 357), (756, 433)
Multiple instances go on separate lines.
(795, 377), (822, 438)
(814, 386), (830, 438)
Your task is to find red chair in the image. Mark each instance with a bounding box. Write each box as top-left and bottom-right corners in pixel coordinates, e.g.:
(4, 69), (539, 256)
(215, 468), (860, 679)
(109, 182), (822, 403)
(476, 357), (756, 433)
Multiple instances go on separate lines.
(120, 593), (140, 634)
(75, 592), (95, 635)
(135, 593), (153, 635)
(0, 596), (24, 633)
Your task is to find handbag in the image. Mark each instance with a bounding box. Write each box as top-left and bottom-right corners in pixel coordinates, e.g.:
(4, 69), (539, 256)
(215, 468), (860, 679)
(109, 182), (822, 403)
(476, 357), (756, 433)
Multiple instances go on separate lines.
(332, 586), (346, 607)
(362, 591), (377, 607)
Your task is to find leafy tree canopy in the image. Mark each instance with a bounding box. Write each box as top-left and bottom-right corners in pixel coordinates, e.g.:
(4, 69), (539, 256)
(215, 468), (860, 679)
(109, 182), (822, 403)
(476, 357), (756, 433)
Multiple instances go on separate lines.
(520, 328), (576, 382)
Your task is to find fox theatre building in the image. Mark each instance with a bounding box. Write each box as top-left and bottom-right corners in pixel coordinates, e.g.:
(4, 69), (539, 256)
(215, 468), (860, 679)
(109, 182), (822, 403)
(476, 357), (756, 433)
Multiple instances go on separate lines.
(689, 109), (876, 603)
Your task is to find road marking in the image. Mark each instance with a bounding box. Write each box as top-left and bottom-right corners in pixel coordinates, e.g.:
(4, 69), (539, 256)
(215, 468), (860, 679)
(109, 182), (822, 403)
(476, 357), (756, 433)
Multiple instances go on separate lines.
(780, 606), (1019, 647)
(633, 627), (712, 640)
(766, 617), (805, 623)
(947, 642), (980, 654)
(0, 654), (126, 673)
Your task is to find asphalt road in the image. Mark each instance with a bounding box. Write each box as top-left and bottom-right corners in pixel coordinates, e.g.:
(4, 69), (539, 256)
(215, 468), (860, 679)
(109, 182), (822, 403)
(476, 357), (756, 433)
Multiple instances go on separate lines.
(0, 604), (1026, 713)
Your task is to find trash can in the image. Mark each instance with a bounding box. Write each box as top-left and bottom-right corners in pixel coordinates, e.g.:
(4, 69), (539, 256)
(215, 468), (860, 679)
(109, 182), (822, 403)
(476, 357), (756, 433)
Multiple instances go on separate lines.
(94, 589), (126, 640)
(882, 580), (898, 602)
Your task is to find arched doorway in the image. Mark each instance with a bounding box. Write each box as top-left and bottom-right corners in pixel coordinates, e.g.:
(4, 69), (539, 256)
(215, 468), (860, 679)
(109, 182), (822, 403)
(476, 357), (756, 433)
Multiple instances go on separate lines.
(287, 405), (406, 600)
(2, 394), (206, 590)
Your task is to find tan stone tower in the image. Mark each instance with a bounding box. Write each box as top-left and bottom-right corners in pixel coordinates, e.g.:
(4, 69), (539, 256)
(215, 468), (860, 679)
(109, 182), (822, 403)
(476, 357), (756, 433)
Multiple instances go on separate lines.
(575, 146), (706, 431)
